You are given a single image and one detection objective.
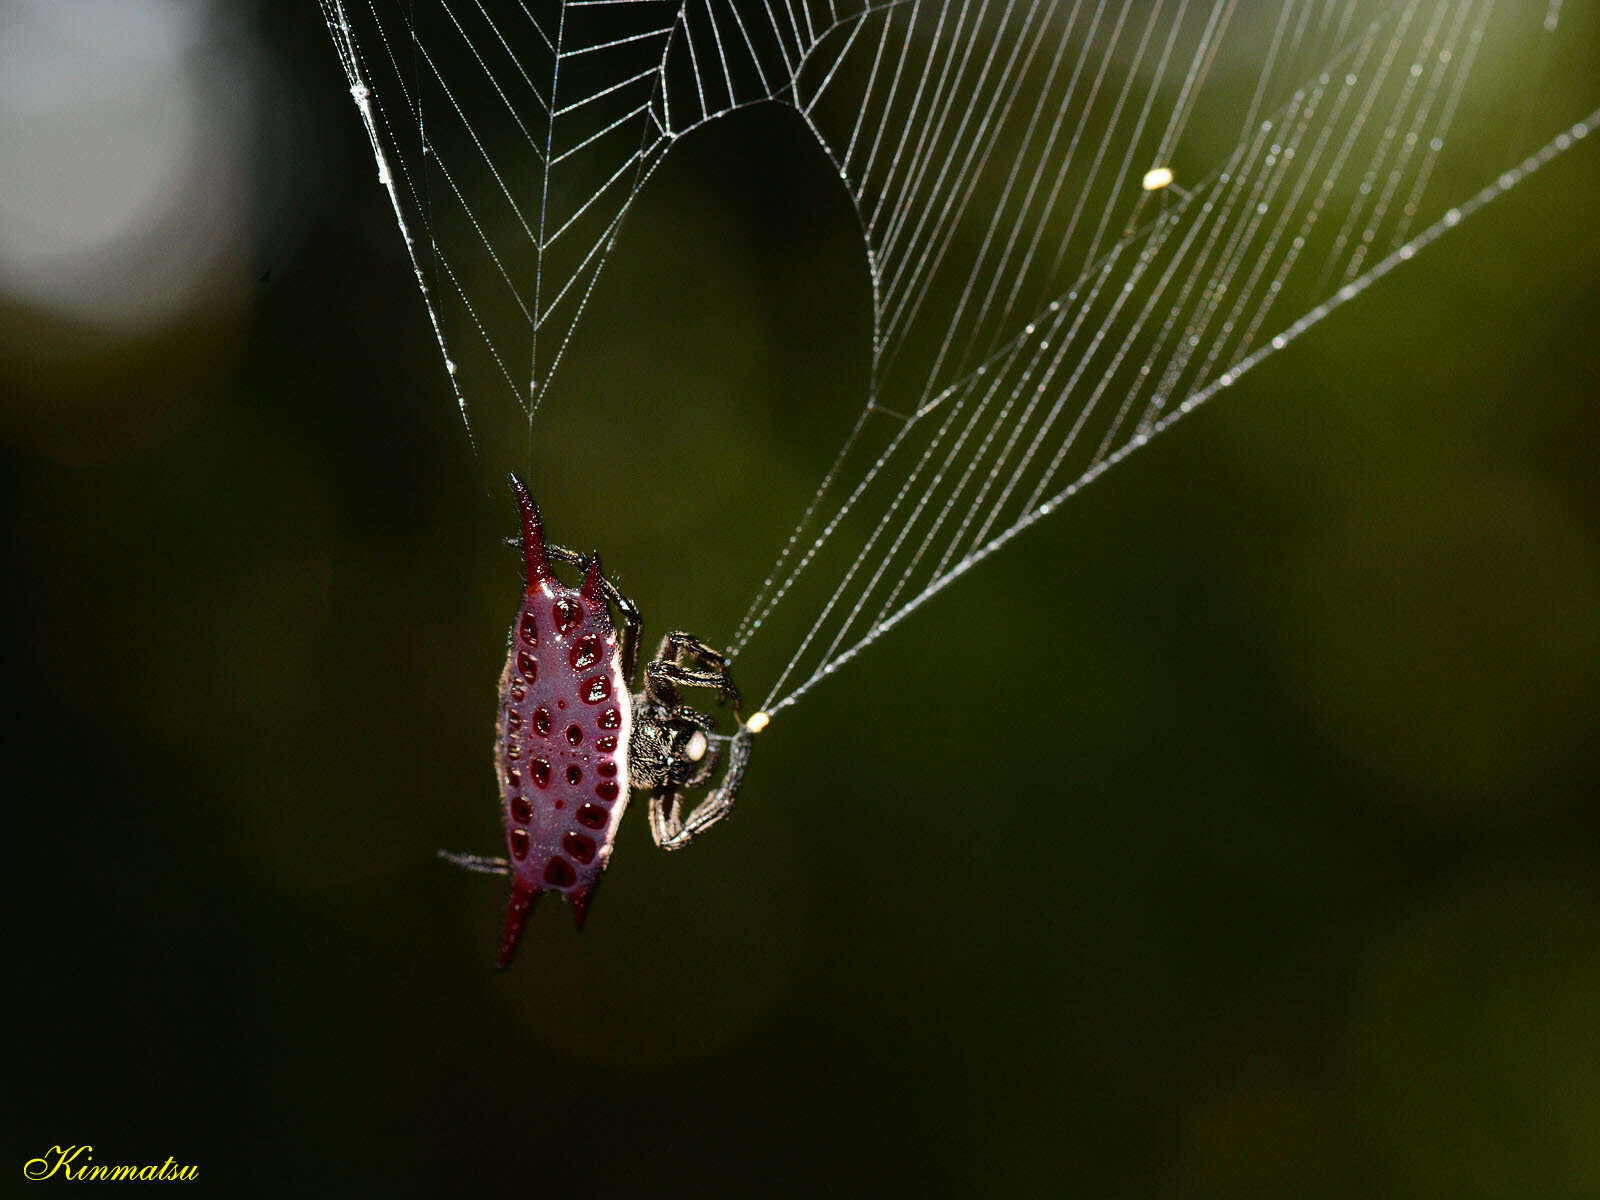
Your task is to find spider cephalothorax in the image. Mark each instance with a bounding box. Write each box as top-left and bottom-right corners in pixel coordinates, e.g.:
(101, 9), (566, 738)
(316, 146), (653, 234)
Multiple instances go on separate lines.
(441, 474), (757, 968)
(629, 694), (716, 793)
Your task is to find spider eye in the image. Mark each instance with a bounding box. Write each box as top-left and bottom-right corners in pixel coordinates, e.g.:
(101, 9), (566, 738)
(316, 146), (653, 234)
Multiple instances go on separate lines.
(685, 731), (708, 762)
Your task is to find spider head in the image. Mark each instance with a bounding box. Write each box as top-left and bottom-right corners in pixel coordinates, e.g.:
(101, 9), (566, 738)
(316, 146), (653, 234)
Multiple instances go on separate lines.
(627, 695), (717, 792)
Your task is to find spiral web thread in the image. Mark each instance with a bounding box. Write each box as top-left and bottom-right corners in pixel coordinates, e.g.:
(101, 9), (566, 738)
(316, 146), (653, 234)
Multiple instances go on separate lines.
(320, 0), (1597, 715)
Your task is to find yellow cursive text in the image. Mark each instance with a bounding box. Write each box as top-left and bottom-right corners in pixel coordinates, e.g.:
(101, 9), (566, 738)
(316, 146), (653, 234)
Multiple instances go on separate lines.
(23, 1145), (198, 1182)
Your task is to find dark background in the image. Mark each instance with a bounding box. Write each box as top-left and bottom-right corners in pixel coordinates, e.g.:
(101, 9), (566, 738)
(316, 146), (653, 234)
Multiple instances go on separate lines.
(6, 2), (1599, 1195)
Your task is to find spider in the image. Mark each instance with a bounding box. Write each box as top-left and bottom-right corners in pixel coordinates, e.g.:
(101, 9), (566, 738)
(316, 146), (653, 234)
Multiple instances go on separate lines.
(441, 474), (762, 969)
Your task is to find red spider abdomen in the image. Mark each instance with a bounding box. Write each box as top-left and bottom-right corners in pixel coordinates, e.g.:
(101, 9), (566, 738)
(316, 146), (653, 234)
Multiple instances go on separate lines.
(497, 584), (630, 930)
(493, 479), (631, 968)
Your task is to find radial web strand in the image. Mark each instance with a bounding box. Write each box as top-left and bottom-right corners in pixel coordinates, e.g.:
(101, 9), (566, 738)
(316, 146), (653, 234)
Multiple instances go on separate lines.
(321, 0), (1599, 716)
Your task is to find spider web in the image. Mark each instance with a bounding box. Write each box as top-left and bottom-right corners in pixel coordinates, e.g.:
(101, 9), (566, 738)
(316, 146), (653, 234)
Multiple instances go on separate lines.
(321, 0), (1598, 718)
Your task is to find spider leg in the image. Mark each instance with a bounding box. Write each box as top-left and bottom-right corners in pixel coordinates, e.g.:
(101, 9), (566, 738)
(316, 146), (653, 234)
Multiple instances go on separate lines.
(648, 725), (754, 852)
(602, 562), (642, 684)
(685, 739), (720, 791)
(669, 705), (721, 789)
(647, 784), (682, 848)
(438, 850), (510, 876)
(645, 631), (741, 711)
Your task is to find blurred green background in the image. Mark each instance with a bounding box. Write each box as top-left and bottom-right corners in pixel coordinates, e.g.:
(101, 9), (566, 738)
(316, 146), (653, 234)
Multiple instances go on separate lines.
(5, 2), (1599, 1196)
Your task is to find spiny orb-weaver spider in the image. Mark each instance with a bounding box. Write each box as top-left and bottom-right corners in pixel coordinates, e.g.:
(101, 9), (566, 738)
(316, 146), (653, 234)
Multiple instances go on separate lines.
(441, 475), (761, 969)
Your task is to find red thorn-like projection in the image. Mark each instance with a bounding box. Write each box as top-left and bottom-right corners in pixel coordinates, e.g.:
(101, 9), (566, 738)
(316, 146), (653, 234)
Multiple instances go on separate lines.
(580, 552), (605, 602)
(568, 882), (596, 929)
(508, 473), (550, 589)
(496, 880), (540, 971)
